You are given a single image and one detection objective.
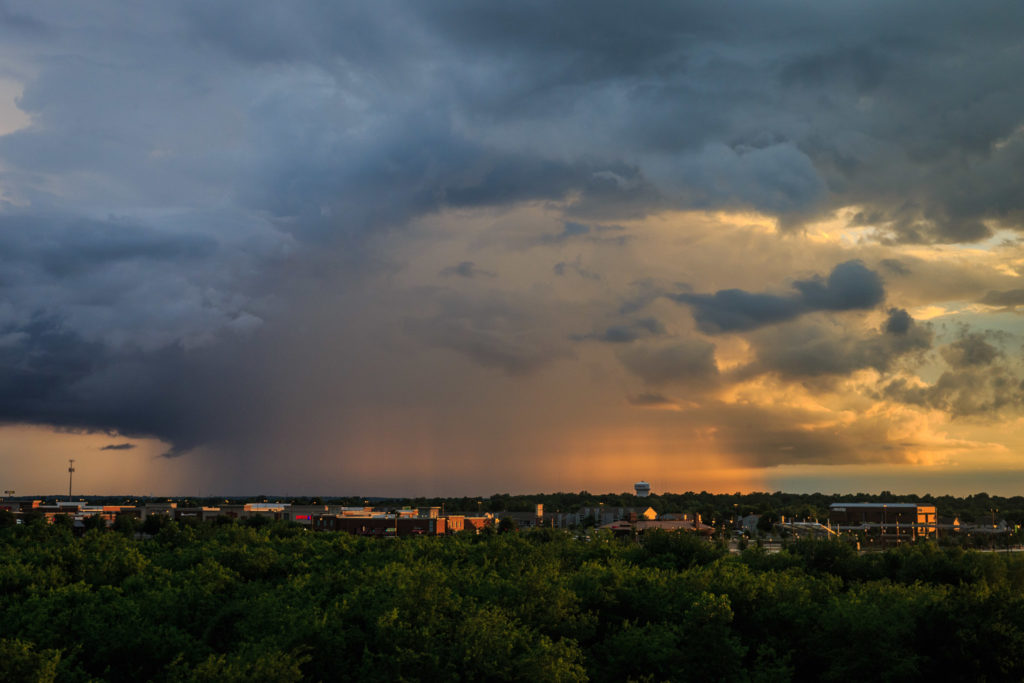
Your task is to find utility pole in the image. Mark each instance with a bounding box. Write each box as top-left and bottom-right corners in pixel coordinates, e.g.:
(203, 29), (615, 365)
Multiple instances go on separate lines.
(68, 459), (75, 500)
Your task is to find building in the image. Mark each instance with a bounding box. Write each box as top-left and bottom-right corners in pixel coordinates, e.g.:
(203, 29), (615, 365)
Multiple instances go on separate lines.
(311, 509), (494, 536)
(547, 505), (659, 528)
(600, 518), (715, 535)
(461, 516), (493, 534)
(497, 505), (546, 529)
(313, 514), (447, 536)
(828, 502), (937, 539)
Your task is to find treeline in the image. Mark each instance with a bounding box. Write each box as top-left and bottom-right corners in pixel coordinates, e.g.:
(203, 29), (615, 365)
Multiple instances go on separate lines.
(5, 519), (1024, 681)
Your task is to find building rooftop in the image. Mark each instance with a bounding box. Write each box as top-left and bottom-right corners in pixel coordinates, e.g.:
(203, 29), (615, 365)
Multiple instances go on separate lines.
(829, 502), (920, 509)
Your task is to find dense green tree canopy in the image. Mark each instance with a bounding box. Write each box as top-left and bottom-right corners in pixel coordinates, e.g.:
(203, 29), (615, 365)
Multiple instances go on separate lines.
(4, 520), (1024, 681)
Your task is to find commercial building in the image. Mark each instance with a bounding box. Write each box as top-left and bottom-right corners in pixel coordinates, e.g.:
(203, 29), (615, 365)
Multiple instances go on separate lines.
(312, 511), (494, 536)
(313, 514), (446, 536)
(548, 506), (658, 528)
(828, 502), (937, 539)
(599, 518), (715, 535)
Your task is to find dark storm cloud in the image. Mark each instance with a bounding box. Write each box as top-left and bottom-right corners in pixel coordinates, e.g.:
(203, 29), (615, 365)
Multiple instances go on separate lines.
(0, 317), (216, 456)
(553, 260), (601, 281)
(700, 403), (915, 468)
(440, 261), (495, 279)
(0, 307), (305, 459)
(880, 259), (912, 277)
(884, 308), (913, 335)
(572, 318), (665, 344)
(444, 158), (652, 214)
(557, 255), (602, 282)
(541, 221), (591, 244)
(0, 212), (215, 278)
(941, 332), (1002, 368)
(412, 1), (1024, 241)
(979, 289), (1024, 308)
(619, 279), (676, 315)
(736, 308), (932, 380)
(540, 221), (631, 247)
(671, 261), (885, 334)
(627, 393), (677, 408)
(404, 293), (574, 376)
(5, 2), (1024, 243)
(617, 340), (719, 387)
(2, 1), (1024, 461)
(0, 208), (279, 354)
(884, 331), (1024, 418)
(100, 443), (135, 451)
(884, 371), (1024, 419)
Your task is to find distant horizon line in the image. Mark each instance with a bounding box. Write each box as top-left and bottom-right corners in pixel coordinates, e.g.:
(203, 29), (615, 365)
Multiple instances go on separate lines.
(4, 489), (1017, 501)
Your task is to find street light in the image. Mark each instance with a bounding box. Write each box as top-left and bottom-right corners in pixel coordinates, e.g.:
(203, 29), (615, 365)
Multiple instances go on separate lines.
(991, 508), (1000, 551)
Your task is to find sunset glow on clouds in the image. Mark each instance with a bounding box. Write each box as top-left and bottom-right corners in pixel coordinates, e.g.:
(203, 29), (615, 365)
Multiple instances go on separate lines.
(3, 2), (1024, 496)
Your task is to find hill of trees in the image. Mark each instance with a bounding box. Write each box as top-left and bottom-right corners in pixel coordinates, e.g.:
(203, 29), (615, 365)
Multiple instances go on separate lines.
(4, 516), (1024, 681)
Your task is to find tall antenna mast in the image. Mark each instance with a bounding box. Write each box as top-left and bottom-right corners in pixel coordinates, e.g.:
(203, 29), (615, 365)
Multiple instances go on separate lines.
(68, 459), (76, 500)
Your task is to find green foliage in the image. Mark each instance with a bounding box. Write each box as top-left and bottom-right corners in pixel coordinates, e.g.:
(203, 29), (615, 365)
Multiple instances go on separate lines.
(756, 513), (775, 533)
(141, 513), (169, 535)
(635, 529), (727, 569)
(242, 515), (272, 529)
(82, 514), (106, 532)
(0, 638), (61, 683)
(5, 523), (1024, 681)
(113, 512), (139, 535)
(168, 646), (310, 683)
(51, 513), (73, 530)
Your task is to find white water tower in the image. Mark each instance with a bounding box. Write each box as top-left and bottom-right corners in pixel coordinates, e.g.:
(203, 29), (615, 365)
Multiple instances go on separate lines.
(634, 481), (651, 498)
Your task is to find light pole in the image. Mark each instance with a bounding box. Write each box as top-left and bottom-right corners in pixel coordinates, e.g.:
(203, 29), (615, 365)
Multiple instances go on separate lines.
(67, 459), (75, 500)
(991, 508), (999, 551)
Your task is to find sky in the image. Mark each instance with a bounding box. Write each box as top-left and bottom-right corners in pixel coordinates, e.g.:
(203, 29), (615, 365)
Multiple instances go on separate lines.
(4, 1), (1024, 497)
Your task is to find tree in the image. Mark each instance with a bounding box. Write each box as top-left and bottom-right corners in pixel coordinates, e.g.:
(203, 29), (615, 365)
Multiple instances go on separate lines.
(242, 515), (272, 529)
(168, 647), (309, 683)
(20, 509), (44, 526)
(51, 513), (73, 530)
(0, 639), (61, 683)
(142, 513), (169, 535)
(82, 514), (106, 532)
(113, 512), (139, 535)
